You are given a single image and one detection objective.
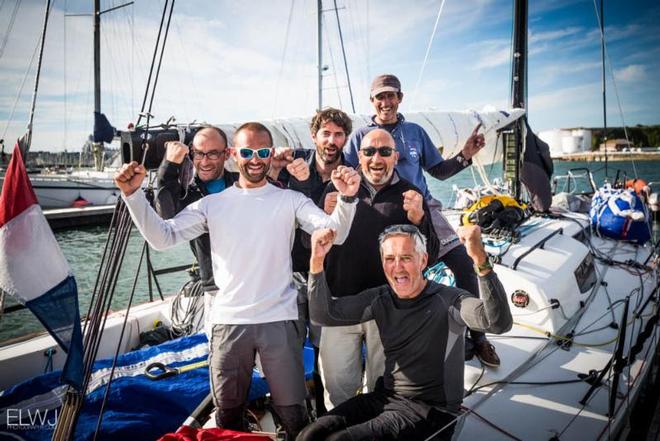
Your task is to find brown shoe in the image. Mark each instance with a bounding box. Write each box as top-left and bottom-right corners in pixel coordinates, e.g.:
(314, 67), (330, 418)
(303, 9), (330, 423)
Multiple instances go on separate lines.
(474, 340), (500, 367)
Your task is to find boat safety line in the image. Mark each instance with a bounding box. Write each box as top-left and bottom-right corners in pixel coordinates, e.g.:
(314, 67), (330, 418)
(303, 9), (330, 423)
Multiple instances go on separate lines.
(458, 405), (524, 441)
(513, 320), (641, 348)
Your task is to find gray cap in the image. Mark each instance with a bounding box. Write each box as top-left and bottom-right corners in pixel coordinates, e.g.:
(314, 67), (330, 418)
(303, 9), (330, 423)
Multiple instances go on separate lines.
(370, 74), (401, 98)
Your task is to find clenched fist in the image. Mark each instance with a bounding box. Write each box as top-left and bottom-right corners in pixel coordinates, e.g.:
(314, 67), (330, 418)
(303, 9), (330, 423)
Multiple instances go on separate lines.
(310, 228), (337, 273)
(287, 157), (310, 181)
(330, 166), (360, 197)
(165, 141), (189, 164)
(323, 192), (339, 215)
(456, 225), (489, 271)
(114, 161), (146, 196)
(402, 190), (424, 225)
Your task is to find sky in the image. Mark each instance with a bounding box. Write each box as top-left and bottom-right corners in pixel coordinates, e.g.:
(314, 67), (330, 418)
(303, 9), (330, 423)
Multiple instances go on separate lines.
(0, 0), (658, 152)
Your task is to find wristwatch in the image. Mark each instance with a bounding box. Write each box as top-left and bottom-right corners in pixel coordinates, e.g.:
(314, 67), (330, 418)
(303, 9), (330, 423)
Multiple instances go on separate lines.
(340, 194), (357, 203)
(474, 257), (493, 274)
(456, 153), (470, 168)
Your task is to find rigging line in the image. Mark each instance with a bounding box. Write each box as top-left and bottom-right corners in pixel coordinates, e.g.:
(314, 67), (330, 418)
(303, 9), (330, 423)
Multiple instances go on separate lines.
(172, 17), (198, 119)
(323, 13), (343, 109)
(0, 26), (41, 141)
(590, 0), (637, 179)
(63, 0), (67, 149)
(272, 0), (295, 118)
(92, 241), (148, 441)
(136, 0), (170, 126)
(146, 0), (176, 116)
(131, 2), (134, 119)
(411, 0), (446, 109)
(346, 0), (366, 104)
(457, 406), (524, 441)
(0, 0), (20, 60)
(333, 0), (355, 113)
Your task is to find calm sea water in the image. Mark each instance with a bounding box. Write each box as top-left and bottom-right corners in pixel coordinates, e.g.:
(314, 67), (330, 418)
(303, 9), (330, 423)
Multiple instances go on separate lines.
(1, 159), (658, 342)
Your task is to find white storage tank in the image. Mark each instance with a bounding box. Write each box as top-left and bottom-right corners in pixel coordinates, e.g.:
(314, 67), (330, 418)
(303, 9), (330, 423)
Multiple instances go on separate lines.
(539, 129), (571, 158)
(562, 135), (581, 154)
(571, 129), (592, 152)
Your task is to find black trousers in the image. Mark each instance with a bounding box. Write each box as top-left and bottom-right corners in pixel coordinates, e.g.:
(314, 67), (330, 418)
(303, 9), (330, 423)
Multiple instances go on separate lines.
(296, 390), (457, 441)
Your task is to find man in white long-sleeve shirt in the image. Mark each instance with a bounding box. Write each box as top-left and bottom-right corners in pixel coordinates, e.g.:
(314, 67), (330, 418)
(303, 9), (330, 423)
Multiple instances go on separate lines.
(114, 122), (360, 439)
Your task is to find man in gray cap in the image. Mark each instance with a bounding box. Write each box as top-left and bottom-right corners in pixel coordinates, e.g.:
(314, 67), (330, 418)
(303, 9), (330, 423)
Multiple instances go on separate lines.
(344, 74), (501, 367)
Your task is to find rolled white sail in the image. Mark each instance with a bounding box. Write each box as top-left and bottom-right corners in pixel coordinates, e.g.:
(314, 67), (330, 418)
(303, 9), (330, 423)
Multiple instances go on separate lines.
(213, 107), (526, 168)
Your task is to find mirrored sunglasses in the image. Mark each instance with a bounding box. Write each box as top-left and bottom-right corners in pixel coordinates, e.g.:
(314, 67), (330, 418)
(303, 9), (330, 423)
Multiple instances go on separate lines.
(238, 148), (272, 160)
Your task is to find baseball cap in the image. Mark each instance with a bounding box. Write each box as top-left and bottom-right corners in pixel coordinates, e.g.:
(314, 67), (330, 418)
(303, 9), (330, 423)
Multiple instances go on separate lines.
(370, 74), (401, 98)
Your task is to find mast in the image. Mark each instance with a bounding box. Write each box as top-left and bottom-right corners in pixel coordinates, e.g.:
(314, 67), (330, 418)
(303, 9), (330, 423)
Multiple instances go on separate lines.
(91, 0), (104, 171)
(317, 0), (323, 110)
(600, 0), (608, 177)
(505, 0), (527, 200)
(23, 0), (52, 156)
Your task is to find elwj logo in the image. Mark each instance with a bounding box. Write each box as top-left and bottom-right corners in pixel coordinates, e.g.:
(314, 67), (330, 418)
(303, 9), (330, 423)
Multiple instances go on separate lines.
(5, 408), (58, 431)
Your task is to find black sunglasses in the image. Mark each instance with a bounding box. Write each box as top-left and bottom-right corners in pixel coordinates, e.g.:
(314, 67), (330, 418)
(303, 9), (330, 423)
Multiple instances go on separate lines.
(360, 146), (395, 157)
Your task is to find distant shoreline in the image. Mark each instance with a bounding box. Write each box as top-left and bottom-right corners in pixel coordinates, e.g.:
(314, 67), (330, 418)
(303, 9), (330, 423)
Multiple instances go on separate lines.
(554, 151), (660, 162)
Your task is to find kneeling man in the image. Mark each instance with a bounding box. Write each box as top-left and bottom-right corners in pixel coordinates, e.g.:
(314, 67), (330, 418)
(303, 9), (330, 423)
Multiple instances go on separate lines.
(298, 225), (512, 441)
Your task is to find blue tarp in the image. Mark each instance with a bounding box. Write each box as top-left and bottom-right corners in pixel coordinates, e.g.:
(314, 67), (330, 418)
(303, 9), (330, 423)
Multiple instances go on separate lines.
(1, 333), (315, 441)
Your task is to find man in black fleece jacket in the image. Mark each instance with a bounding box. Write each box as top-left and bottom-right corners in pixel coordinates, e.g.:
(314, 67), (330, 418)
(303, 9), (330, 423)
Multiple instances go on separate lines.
(316, 128), (439, 410)
(155, 126), (237, 334)
(298, 225), (512, 441)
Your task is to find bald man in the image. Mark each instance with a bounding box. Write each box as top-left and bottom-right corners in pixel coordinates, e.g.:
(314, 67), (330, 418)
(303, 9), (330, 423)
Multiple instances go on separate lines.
(156, 126), (238, 334)
(317, 128), (439, 410)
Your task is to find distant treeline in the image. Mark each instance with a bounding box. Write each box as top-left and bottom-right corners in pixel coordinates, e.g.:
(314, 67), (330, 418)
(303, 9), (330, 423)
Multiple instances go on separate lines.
(590, 124), (660, 149)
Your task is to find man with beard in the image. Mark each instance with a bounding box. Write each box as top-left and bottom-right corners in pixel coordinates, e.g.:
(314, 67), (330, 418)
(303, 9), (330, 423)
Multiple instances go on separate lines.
(268, 107), (354, 414)
(297, 225), (512, 441)
(155, 126), (237, 335)
(317, 129), (438, 410)
(269, 107), (353, 273)
(114, 122), (361, 439)
(345, 74), (501, 368)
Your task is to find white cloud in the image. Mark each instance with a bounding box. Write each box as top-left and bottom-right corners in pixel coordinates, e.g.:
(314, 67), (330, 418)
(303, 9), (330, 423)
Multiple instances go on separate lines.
(529, 26), (582, 44)
(1, 0), (657, 152)
(614, 64), (647, 82)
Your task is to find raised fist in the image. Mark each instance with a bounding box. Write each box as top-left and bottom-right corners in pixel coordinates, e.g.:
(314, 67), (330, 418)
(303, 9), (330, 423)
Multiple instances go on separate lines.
(114, 161), (146, 196)
(330, 166), (360, 197)
(165, 141), (189, 164)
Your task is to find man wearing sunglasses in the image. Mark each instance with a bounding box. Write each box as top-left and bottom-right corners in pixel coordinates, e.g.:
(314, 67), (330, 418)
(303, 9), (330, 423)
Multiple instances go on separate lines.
(344, 74), (501, 368)
(298, 225), (512, 441)
(114, 121), (360, 439)
(316, 128), (439, 411)
(155, 126), (237, 336)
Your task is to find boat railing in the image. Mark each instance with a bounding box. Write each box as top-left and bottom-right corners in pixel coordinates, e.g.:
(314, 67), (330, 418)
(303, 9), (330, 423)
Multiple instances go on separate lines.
(0, 262), (194, 317)
(551, 167), (597, 195)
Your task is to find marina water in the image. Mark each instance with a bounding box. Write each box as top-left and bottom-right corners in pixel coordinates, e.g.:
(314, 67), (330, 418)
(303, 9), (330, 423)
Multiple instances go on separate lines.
(1, 159), (659, 343)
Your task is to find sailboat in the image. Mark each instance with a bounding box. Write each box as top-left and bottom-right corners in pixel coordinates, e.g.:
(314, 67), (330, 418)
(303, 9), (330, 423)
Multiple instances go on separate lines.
(0, 0), (130, 210)
(1, 0), (658, 440)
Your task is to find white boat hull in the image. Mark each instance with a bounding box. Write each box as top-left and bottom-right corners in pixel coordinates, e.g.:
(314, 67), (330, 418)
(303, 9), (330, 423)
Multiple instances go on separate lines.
(443, 212), (659, 440)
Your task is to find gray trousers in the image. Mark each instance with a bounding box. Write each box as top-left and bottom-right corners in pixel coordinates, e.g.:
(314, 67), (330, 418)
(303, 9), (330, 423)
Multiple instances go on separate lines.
(318, 320), (385, 410)
(209, 321), (308, 436)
